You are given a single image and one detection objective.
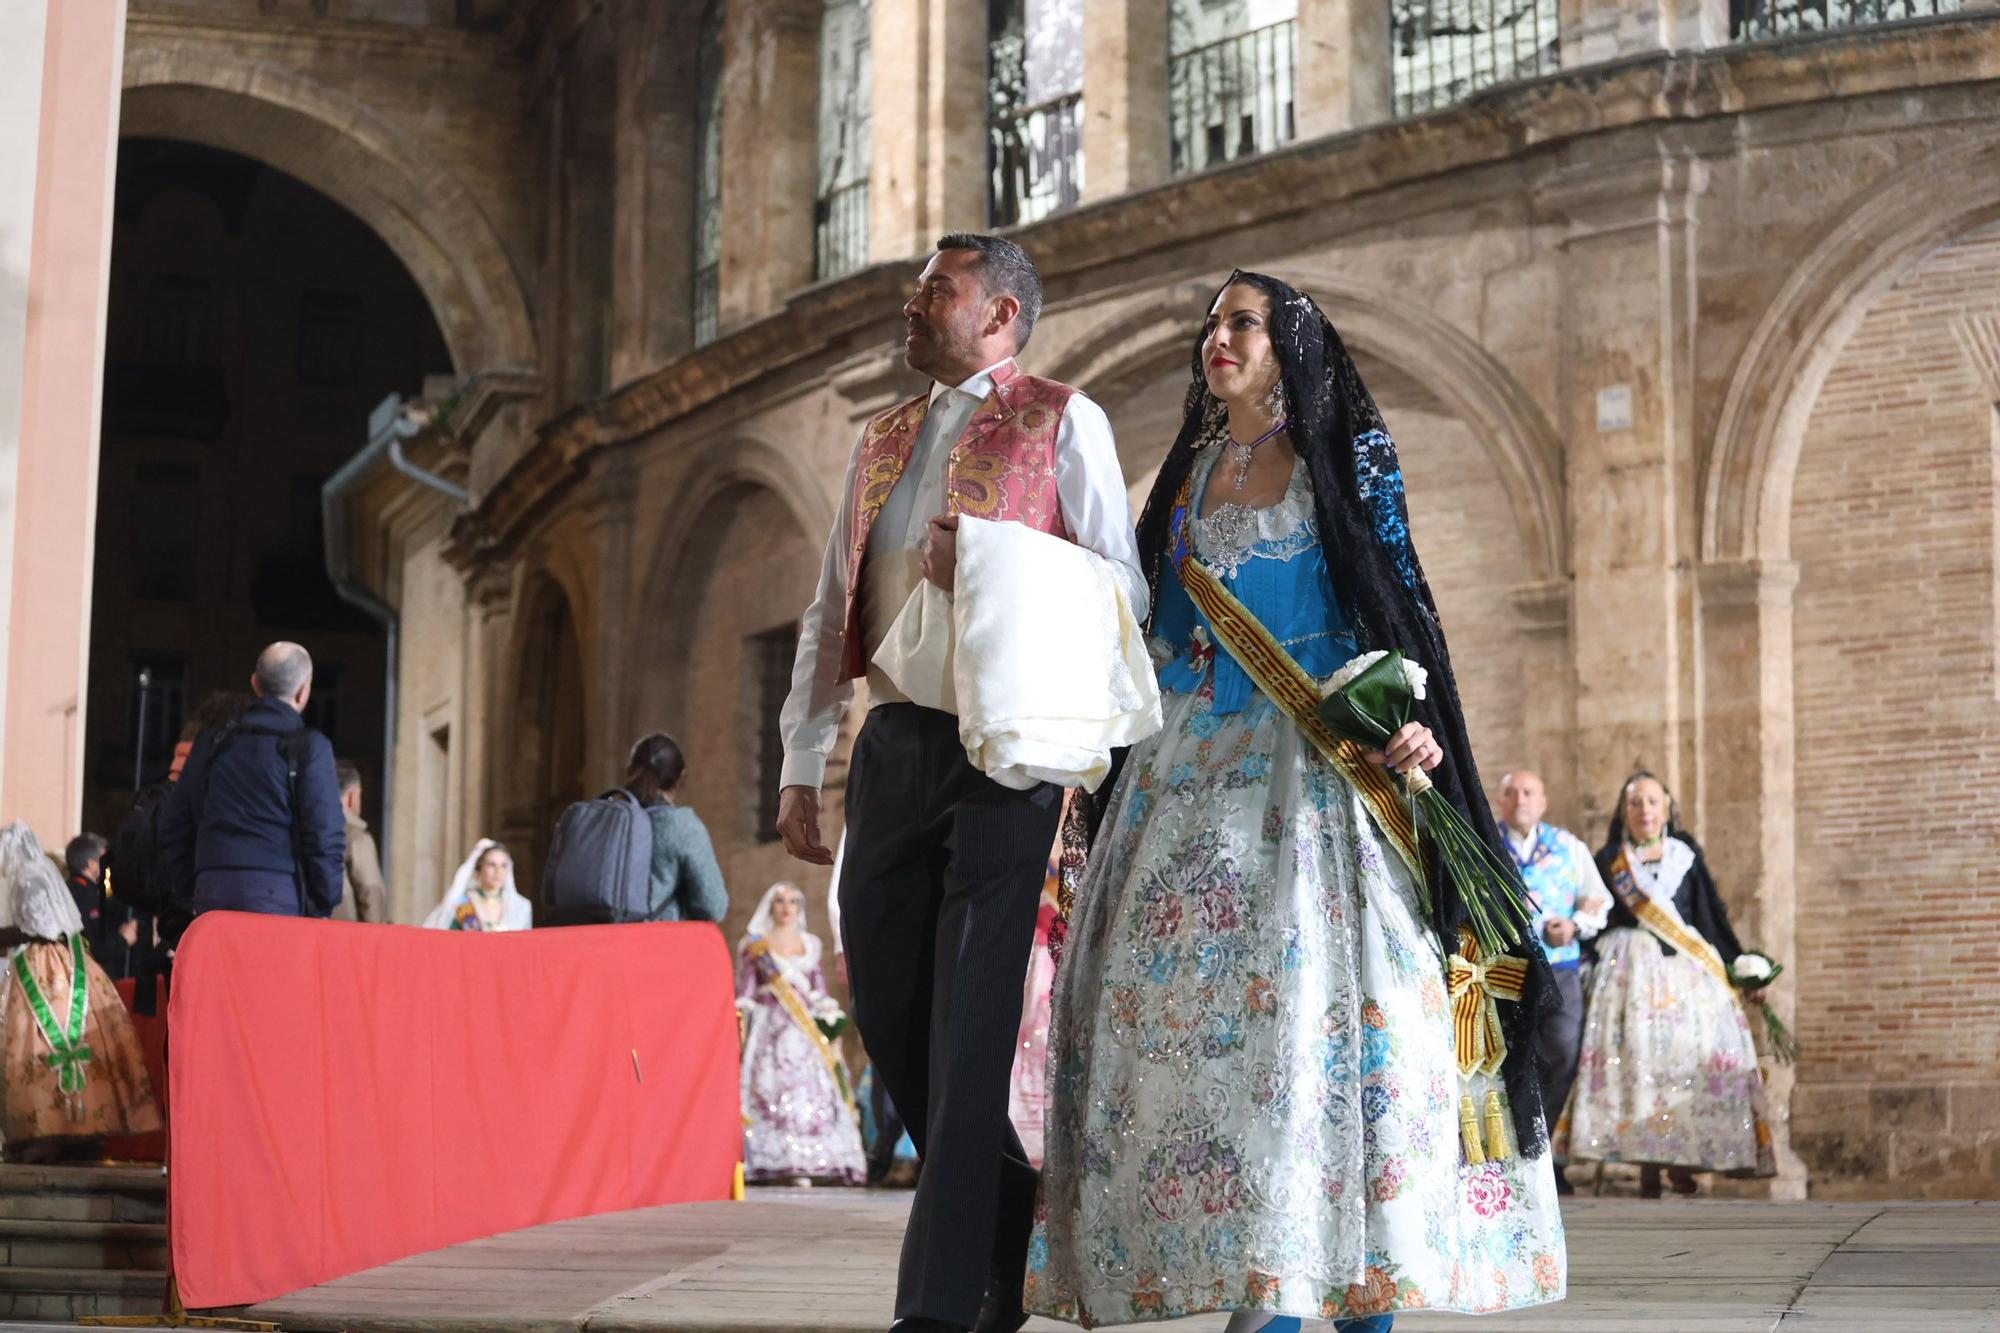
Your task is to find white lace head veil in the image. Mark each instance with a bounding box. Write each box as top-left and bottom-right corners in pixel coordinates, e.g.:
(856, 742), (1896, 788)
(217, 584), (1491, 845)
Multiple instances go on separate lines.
(0, 822), (84, 941)
(740, 881), (814, 961)
(424, 838), (529, 929)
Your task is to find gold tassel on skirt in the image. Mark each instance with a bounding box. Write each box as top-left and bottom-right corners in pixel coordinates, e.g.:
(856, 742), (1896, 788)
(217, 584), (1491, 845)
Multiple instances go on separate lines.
(1484, 1089), (1510, 1162)
(1459, 1094), (1486, 1165)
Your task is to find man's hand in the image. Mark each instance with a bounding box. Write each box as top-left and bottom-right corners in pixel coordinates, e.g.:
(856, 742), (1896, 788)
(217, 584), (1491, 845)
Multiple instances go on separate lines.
(776, 785), (835, 865)
(119, 918), (141, 948)
(921, 513), (959, 592)
(1542, 917), (1578, 948)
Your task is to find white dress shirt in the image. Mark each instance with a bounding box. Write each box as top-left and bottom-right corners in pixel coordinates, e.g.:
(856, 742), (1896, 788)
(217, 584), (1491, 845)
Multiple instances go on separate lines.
(778, 357), (1146, 791)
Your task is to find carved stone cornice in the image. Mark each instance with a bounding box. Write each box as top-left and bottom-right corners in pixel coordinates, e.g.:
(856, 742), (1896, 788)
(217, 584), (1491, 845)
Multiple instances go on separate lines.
(1534, 150), (1708, 246)
(829, 348), (923, 424)
(446, 368), (543, 454)
(456, 15), (2000, 570)
(1697, 559), (1800, 610)
(1506, 579), (1573, 638)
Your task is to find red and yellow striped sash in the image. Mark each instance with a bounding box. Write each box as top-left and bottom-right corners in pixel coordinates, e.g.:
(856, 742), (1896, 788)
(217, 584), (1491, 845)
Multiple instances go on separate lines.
(1168, 474), (1421, 879)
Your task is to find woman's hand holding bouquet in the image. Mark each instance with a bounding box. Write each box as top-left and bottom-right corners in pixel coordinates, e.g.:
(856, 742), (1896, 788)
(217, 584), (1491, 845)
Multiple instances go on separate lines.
(1317, 650), (1534, 957)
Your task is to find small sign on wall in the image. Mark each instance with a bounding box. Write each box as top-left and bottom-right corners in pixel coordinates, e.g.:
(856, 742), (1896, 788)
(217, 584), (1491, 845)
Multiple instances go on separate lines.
(1596, 384), (1634, 432)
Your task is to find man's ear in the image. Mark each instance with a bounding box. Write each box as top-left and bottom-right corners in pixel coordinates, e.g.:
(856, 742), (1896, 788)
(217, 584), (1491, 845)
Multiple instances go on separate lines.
(987, 293), (1021, 339)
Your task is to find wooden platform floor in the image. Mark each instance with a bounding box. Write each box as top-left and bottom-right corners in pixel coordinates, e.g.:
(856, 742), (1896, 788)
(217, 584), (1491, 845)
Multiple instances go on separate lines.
(236, 1191), (2000, 1333)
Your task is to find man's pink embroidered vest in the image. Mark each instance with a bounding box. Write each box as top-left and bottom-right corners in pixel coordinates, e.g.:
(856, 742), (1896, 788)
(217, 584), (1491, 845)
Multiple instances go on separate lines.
(838, 361), (1077, 682)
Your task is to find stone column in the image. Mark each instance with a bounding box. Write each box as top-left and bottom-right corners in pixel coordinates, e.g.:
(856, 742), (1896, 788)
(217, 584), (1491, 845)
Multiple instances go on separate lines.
(870, 0), (988, 260)
(1506, 579), (1582, 832)
(718, 0), (822, 329)
(609, 0), (696, 378)
(1539, 152), (1705, 832)
(577, 451), (641, 791)
(1558, 0), (1728, 66)
(0, 0), (127, 838)
(1082, 0), (1169, 201)
(1296, 0), (1391, 139)
(458, 563), (513, 904)
(1696, 558), (1809, 1200)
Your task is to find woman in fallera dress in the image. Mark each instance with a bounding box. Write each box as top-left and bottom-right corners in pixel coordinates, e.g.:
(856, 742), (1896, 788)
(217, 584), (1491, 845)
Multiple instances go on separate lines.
(1557, 771), (1776, 1196)
(736, 882), (867, 1185)
(1027, 272), (1565, 1333)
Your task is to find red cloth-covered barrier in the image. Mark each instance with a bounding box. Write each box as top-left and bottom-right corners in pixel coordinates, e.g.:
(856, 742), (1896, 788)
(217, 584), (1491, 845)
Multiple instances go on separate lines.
(167, 913), (741, 1309)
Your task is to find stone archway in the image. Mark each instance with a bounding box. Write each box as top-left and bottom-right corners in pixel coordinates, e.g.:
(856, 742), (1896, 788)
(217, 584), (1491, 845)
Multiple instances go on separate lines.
(1703, 135), (2000, 565)
(632, 442), (832, 944)
(1047, 274), (1574, 814)
(120, 46), (539, 377)
(1045, 271), (1568, 584)
(630, 434), (835, 740)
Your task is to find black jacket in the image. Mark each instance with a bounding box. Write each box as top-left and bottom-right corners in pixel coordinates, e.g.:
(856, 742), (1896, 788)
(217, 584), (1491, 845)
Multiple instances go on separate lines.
(158, 698), (345, 917)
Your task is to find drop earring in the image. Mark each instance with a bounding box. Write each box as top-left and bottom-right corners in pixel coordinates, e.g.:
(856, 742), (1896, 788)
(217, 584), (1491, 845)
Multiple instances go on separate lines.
(1264, 378), (1288, 421)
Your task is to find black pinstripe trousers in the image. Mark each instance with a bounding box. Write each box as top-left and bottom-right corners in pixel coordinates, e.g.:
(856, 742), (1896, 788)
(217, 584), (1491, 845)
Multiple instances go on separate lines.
(838, 704), (1063, 1329)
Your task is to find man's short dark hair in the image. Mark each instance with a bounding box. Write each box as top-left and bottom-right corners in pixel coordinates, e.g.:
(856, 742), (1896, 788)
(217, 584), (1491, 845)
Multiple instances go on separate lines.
(65, 833), (107, 879)
(936, 232), (1044, 350)
(335, 761), (362, 795)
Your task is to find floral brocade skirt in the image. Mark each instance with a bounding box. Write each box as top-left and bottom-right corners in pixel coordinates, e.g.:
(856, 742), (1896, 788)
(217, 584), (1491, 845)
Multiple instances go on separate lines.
(1555, 927), (1776, 1176)
(740, 997), (866, 1185)
(2, 942), (162, 1144)
(1026, 689), (1565, 1326)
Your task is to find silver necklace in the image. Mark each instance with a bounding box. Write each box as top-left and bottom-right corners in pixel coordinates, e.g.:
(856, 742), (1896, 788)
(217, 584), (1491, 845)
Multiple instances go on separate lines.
(1228, 417), (1290, 490)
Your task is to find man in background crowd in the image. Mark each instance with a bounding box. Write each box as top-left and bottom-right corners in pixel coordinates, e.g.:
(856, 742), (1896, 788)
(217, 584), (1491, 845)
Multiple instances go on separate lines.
(332, 761), (387, 923)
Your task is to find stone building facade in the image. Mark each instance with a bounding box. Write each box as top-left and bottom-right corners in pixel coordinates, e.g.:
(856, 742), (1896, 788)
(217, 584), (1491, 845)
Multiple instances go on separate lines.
(118, 0), (2000, 1196)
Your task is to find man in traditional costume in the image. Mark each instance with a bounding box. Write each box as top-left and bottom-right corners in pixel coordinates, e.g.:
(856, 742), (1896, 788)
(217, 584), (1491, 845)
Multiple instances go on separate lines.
(776, 234), (1144, 1333)
(1495, 769), (1608, 1194)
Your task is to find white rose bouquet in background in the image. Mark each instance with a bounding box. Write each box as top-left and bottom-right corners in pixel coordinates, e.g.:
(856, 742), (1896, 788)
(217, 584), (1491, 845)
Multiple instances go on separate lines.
(812, 994), (849, 1042)
(1728, 950), (1797, 1064)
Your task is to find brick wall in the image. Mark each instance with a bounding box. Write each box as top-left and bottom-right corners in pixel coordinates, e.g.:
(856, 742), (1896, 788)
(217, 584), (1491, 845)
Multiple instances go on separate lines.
(1789, 220), (2000, 1196)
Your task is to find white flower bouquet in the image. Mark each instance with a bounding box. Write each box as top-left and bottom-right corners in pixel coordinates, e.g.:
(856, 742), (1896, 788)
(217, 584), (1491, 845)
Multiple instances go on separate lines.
(1727, 950), (1797, 1064)
(813, 999), (850, 1042)
(1316, 649), (1533, 957)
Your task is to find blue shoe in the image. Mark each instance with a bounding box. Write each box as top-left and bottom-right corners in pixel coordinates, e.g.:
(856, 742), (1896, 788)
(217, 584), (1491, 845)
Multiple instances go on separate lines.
(1263, 1320), (1302, 1333)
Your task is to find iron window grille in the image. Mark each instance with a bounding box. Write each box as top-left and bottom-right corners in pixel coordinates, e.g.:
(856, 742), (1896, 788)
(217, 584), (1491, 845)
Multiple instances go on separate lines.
(1730, 0), (1962, 38)
(693, 0), (725, 345)
(816, 0), (872, 280)
(1389, 0), (1560, 120)
(1170, 19), (1298, 177)
(988, 0), (1084, 228)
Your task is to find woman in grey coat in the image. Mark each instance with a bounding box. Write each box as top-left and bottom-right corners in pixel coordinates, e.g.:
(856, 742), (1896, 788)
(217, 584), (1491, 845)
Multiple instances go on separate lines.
(624, 733), (728, 923)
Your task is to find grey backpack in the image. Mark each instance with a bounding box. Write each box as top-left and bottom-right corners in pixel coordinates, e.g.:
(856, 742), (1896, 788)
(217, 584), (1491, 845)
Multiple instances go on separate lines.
(541, 789), (654, 925)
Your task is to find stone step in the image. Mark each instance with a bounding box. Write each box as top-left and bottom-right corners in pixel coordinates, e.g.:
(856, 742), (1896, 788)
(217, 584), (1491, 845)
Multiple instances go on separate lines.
(0, 1218), (167, 1271)
(0, 1265), (165, 1321)
(0, 1165), (166, 1224)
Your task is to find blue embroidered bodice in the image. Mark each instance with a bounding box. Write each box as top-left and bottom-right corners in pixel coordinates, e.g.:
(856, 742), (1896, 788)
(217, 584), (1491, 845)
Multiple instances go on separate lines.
(1150, 447), (1358, 714)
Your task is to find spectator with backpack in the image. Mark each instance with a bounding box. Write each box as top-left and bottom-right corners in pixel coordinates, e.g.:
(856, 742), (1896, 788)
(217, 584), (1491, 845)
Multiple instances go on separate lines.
(156, 643), (346, 921)
(539, 732), (728, 927)
(626, 733), (727, 924)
